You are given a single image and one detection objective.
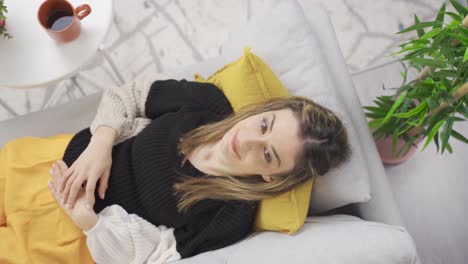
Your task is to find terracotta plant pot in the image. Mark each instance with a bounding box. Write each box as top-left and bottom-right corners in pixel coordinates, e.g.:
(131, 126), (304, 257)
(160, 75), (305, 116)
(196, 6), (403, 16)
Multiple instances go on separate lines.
(374, 136), (422, 165)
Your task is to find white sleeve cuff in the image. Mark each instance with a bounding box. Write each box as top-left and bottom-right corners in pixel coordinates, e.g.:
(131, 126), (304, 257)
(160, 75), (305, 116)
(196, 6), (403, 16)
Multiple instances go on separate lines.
(84, 205), (181, 264)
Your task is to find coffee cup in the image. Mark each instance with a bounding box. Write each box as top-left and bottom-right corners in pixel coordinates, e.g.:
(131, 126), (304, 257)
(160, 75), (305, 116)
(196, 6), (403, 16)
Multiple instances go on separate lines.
(38, 0), (91, 43)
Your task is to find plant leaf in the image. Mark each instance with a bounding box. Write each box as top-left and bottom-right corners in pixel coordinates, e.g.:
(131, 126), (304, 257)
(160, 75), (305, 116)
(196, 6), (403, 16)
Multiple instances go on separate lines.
(418, 108), (428, 126)
(449, 19), (461, 29)
(422, 119), (445, 151)
(446, 33), (468, 44)
(446, 142), (453, 154)
(449, 0), (468, 16)
(427, 110), (447, 131)
(421, 28), (442, 40)
(411, 39), (431, 45)
(383, 92), (407, 124)
(373, 98), (389, 109)
(411, 58), (447, 68)
(366, 112), (385, 119)
(440, 118), (454, 154)
(453, 117), (466, 121)
(368, 118), (384, 129)
(409, 88), (432, 99)
(406, 120), (420, 127)
(401, 48), (431, 61)
(439, 91), (456, 104)
(379, 95), (394, 103)
(435, 3), (446, 27)
(460, 27), (468, 38)
(396, 139), (411, 156)
(393, 102), (427, 118)
(444, 11), (462, 22)
(457, 106), (468, 118)
(431, 70), (456, 79)
(421, 77), (435, 84)
(397, 21), (442, 34)
(425, 98), (439, 109)
(434, 131), (440, 152)
(464, 47), (468, 62)
(363, 106), (388, 115)
(400, 98), (412, 113)
(414, 15), (425, 37)
(451, 129), (468, 143)
(389, 44), (427, 56)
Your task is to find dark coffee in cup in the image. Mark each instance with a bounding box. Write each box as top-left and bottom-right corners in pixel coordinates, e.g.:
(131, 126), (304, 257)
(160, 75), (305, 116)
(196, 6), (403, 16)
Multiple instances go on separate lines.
(47, 11), (74, 31)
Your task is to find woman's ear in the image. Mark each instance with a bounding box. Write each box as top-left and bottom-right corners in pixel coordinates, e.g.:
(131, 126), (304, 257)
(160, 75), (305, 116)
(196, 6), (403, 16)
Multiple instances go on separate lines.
(262, 175), (274, 183)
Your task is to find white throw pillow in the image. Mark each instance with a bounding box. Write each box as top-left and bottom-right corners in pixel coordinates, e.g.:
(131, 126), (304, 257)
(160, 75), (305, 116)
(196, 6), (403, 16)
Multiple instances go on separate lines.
(221, 0), (371, 213)
(176, 215), (417, 264)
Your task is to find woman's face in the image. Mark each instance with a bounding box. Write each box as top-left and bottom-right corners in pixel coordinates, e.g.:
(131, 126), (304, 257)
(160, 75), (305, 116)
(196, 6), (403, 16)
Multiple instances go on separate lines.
(218, 109), (302, 181)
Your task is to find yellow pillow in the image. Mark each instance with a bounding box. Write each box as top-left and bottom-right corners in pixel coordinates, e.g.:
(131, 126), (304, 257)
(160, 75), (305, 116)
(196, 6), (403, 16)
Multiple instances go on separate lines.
(195, 47), (313, 234)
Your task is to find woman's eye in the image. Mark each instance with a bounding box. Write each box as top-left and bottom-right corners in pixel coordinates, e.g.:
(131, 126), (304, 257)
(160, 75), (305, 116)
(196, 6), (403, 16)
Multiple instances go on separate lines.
(261, 118), (268, 134)
(264, 148), (272, 163)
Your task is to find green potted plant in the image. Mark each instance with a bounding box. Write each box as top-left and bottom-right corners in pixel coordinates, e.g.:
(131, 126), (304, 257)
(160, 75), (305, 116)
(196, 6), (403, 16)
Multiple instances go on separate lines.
(364, 0), (468, 165)
(0, 0), (12, 39)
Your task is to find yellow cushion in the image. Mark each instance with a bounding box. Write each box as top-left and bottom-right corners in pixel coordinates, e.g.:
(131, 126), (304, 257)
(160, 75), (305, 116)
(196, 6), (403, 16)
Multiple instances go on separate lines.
(195, 47), (313, 234)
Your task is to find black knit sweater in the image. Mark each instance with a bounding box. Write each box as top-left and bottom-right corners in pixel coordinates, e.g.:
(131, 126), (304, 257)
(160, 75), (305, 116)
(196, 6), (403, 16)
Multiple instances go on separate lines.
(62, 80), (258, 258)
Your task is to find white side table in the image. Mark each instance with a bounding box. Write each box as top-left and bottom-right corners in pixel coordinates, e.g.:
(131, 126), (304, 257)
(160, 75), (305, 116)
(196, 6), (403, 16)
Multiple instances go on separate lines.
(0, 0), (114, 88)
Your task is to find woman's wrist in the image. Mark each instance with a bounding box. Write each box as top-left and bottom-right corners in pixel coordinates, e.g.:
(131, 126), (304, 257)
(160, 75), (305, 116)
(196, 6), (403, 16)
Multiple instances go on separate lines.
(81, 213), (100, 231)
(91, 126), (118, 147)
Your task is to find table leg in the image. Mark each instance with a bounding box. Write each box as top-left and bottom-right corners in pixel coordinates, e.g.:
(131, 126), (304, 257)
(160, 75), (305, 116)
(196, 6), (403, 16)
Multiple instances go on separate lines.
(70, 76), (86, 97)
(75, 72), (108, 92)
(98, 45), (126, 86)
(0, 99), (18, 117)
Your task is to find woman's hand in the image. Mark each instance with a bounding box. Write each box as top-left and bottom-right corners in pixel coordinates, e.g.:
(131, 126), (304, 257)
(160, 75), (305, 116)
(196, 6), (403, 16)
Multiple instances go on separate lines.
(49, 161), (98, 231)
(58, 127), (115, 209)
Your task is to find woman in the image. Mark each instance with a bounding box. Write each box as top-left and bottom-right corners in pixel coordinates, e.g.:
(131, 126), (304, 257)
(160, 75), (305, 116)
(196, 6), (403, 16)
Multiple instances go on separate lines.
(47, 75), (351, 263)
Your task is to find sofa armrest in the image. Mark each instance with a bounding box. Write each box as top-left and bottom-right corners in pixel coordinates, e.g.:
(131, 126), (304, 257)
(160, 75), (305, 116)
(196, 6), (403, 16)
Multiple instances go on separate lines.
(297, 2), (404, 227)
(0, 92), (102, 148)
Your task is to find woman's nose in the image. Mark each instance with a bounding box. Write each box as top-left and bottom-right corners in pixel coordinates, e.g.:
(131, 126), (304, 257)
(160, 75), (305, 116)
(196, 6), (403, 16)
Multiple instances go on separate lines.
(242, 134), (266, 150)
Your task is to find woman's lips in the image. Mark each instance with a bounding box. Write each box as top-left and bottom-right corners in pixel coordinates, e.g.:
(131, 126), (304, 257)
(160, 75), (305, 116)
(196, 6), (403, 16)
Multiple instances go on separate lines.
(231, 131), (241, 160)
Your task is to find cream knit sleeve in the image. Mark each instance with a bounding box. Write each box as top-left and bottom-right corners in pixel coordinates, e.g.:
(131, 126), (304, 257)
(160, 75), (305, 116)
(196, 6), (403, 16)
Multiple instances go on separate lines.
(89, 73), (167, 144)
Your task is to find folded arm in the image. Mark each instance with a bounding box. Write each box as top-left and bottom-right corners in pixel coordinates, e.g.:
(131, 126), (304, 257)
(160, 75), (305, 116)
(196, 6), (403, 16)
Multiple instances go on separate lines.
(90, 73), (162, 144)
(91, 75), (232, 144)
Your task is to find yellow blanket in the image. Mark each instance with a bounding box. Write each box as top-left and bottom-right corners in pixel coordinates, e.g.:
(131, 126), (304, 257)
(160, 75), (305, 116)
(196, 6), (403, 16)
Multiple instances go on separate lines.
(0, 134), (94, 264)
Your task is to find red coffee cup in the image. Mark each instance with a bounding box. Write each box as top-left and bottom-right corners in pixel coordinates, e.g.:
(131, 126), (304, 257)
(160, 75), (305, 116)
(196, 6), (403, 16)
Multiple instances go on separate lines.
(38, 0), (91, 43)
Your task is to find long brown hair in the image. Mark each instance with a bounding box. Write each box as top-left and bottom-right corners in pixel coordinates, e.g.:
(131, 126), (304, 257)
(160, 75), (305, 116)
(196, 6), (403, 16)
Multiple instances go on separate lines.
(174, 96), (351, 213)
